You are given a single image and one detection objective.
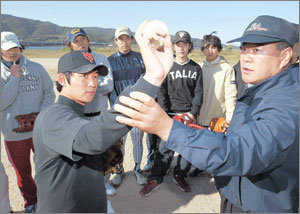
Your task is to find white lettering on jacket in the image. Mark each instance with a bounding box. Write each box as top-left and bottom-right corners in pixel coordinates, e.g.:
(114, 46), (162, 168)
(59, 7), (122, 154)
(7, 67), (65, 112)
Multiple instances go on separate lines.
(169, 70), (197, 80)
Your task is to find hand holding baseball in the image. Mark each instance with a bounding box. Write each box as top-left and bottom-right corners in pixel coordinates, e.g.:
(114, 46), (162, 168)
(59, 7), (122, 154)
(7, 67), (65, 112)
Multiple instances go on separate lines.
(10, 64), (22, 78)
(135, 20), (173, 86)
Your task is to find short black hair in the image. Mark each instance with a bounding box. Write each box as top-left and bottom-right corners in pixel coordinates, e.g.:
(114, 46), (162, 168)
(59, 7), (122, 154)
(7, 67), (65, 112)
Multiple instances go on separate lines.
(55, 71), (72, 92)
(201, 31), (223, 52)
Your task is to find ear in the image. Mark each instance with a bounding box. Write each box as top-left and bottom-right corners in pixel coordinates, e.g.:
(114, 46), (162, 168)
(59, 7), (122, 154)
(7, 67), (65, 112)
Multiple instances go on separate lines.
(280, 47), (293, 69)
(57, 73), (69, 87)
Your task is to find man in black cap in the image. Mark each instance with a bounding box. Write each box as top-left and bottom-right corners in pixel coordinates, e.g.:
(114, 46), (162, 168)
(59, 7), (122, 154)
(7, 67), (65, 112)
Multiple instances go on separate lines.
(33, 21), (173, 213)
(114, 15), (299, 212)
(140, 30), (203, 196)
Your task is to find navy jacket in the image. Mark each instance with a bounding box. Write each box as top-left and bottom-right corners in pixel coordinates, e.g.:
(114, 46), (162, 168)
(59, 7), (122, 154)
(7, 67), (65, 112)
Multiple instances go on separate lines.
(108, 50), (145, 105)
(166, 69), (299, 212)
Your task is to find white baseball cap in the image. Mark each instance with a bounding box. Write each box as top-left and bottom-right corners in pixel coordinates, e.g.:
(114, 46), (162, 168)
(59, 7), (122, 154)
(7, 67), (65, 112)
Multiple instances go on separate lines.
(1, 31), (21, 50)
(115, 26), (133, 39)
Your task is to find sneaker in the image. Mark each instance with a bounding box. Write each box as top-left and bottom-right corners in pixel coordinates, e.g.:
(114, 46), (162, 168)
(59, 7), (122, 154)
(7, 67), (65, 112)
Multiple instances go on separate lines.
(139, 179), (160, 197)
(105, 183), (117, 196)
(173, 175), (191, 192)
(25, 204), (36, 213)
(143, 159), (154, 172)
(188, 168), (205, 177)
(134, 169), (147, 185)
(111, 171), (124, 186)
(107, 199), (115, 213)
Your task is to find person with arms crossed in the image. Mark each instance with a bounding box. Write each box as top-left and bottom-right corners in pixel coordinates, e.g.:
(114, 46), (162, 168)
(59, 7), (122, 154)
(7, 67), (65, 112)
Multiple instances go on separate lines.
(1, 32), (55, 213)
(33, 21), (173, 213)
(114, 15), (299, 213)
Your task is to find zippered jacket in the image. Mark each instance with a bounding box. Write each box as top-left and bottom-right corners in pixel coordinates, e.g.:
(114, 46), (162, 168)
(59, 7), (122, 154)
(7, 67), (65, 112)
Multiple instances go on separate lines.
(108, 50), (145, 105)
(198, 56), (237, 126)
(166, 69), (299, 212)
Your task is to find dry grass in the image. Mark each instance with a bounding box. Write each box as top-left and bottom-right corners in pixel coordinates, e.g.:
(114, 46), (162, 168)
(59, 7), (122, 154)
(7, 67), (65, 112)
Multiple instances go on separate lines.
(23, 47), (241, 66)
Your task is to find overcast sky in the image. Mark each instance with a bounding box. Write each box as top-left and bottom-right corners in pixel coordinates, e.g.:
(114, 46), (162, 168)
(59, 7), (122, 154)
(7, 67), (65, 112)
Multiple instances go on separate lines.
(1, 1), (299, 45)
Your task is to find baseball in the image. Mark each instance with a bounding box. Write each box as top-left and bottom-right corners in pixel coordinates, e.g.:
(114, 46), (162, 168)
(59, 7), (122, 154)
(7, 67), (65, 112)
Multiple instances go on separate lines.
(143, 20), (169, 49)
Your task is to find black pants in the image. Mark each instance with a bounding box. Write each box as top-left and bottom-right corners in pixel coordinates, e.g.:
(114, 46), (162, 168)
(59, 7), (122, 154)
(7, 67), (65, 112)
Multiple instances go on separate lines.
(149, 139), (191, 184)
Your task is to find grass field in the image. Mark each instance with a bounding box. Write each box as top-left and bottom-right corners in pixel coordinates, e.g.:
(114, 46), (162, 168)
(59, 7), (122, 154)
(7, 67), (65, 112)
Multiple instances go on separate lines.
(23, 46), (241, 66)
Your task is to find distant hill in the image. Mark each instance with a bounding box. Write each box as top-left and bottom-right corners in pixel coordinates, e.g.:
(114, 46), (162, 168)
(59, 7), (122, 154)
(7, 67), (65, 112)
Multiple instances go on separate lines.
(1, 14), (116, 44)
(1, 14), (237, 49)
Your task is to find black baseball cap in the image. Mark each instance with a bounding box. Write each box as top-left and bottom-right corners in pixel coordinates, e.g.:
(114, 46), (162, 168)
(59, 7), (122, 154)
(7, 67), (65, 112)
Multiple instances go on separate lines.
(58, 51), (108, 76)
(173, 31), (192, 44)
(67, 27), (88, 42)
(227, 15), (297, 47)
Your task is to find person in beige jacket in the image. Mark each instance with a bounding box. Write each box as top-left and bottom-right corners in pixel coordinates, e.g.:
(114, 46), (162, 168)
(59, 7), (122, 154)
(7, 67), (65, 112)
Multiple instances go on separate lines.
(190, 32), (237, 177)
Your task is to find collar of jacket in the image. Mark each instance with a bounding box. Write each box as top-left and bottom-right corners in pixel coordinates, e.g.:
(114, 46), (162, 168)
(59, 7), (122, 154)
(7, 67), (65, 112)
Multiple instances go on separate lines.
(203, 55), (227, 66)
(238, 68), (295, 101)
(117, 50), (132, 57)
(57, 95), (85, 117)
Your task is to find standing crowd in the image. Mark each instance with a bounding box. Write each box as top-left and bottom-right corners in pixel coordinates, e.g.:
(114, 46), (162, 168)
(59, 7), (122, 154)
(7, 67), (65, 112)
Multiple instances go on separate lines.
(0, 14), (299, 213)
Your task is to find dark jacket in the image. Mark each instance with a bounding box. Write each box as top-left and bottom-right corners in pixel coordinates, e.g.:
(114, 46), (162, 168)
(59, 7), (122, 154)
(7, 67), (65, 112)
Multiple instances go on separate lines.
(157, 59), (203, 117)
(108, 50), (145, 105)
(166, 69), (299, 212)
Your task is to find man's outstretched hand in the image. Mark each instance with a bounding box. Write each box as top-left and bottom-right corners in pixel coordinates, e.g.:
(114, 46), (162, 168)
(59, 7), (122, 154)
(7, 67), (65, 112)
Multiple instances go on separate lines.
(114, 91), (173, 141)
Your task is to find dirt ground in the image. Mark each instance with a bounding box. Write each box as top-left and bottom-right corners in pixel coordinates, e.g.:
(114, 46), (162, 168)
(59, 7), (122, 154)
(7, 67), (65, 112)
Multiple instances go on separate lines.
(1, 58), (221, 213)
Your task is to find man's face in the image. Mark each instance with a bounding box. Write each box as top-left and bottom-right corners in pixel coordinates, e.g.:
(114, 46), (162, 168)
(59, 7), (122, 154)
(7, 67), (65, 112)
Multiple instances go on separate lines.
(240, 42), (286, 84)
(115, 34), (132, 54)
(174, 41), (191, 58)
(202, 44), (219, 62)
(71, 35), (89, 51)
(63, 70), (99, 105)
(1, 47), (21, 62)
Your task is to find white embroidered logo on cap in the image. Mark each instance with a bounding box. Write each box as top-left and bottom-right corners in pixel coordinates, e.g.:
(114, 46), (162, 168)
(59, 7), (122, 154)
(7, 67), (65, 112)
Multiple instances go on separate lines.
(179, 32), (185, 38)
(247, 23), (268, 32)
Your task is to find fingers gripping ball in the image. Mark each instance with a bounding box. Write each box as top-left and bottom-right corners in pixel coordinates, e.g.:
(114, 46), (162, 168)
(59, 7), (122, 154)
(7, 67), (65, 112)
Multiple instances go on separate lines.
(143, 20), (169, 49)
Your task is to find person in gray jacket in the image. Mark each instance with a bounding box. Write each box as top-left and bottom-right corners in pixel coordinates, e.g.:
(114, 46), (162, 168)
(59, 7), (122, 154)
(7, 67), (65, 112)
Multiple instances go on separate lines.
(114, 15), (298, 213)
(1, 31), (55, 212)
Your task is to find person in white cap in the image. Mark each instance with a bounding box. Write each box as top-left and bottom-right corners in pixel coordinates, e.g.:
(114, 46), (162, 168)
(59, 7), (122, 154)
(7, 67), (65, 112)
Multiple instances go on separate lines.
(1, 31), (55, 213)
(108, 26), (148, 187)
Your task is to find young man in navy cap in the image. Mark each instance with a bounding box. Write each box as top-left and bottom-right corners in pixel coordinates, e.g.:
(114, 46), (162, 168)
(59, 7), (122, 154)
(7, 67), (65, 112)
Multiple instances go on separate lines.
(33, 19), (173, 213)
(114, 15), (299, 212)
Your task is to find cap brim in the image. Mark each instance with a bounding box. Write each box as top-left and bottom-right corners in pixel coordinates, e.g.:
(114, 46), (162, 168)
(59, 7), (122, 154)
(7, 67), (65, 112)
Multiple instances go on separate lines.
(227, 34), (282, 44)
(173, 39), (190, 44)
(69, 33), (86, 42)
(1, 42), (21, 50)
(70, 64), (108, 76)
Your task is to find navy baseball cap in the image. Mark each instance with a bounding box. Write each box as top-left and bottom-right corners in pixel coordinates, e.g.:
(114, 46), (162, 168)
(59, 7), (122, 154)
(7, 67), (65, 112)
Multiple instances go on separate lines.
(67, 27), (88, 42)
(228, 15), (297, 47)
(58, 51), (108, 76)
